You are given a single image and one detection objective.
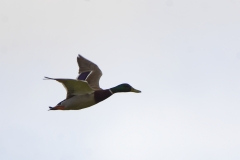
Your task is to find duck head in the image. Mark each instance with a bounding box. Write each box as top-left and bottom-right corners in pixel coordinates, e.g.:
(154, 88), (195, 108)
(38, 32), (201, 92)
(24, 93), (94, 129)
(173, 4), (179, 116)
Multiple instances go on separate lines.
(110, 83), (141, 93)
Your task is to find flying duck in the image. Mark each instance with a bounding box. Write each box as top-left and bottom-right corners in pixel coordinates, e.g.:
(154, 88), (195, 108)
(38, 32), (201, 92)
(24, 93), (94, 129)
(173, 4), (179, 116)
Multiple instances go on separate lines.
(45, 55), (141, 110)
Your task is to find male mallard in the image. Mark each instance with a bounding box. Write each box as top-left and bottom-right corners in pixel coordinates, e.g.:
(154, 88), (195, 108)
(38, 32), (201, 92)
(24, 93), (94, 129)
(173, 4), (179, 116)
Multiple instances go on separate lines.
(45, 55), (141, 110)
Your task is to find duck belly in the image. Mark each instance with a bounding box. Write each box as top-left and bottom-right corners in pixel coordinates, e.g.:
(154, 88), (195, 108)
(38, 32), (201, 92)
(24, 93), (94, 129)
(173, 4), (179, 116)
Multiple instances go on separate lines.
(61, 94), (96, 110)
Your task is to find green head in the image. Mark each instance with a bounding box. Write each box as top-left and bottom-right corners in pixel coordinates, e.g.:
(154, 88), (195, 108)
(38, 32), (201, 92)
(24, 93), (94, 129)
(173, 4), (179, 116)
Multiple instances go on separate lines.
(110, 83), (141, 94)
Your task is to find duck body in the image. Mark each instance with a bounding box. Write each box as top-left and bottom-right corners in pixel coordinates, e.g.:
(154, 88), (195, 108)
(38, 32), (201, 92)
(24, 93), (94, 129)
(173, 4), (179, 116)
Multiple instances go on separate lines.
(54, 89), (112, 110)
(45, 55), (141, 111)
(60, 93), (96, 110)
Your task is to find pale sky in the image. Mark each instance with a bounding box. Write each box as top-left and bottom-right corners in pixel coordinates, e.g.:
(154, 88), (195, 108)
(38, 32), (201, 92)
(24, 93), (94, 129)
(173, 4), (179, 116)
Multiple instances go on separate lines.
(1, 0), (240, 160)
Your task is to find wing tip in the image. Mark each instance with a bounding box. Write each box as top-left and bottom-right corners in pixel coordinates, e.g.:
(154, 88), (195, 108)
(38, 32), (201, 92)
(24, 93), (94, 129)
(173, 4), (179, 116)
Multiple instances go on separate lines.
(43, 77), (53, 80)
(77, 54), (83, 59)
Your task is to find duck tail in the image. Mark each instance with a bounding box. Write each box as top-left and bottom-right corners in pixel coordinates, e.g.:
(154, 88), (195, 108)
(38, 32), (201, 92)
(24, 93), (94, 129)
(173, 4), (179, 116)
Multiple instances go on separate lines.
(48, 106), (64, 110)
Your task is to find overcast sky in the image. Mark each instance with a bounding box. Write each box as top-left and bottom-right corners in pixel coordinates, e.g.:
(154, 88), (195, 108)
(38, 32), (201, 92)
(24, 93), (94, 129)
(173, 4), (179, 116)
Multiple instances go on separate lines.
(0, 0), (240, 159)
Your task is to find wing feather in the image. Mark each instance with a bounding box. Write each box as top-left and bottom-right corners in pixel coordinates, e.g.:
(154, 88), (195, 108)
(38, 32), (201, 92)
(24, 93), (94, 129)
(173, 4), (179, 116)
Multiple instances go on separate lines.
(77, 55), (102, 90)
(44, 77), (94, 99)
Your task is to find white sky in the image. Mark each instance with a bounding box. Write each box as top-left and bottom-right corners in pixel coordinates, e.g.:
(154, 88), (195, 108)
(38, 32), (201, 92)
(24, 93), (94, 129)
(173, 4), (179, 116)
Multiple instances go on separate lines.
(1, 0), (240, 159)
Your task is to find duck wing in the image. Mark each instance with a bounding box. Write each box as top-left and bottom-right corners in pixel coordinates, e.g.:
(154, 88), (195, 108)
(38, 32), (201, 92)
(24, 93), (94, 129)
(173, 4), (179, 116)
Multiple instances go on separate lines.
(76, 54), (102, 90)
(44, 77), (94, 99)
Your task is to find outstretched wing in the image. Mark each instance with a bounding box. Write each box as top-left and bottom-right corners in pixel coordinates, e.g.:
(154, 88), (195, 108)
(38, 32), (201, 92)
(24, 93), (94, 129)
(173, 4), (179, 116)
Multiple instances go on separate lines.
(44, 77), (94, 99)
(77, 54), (102, 90)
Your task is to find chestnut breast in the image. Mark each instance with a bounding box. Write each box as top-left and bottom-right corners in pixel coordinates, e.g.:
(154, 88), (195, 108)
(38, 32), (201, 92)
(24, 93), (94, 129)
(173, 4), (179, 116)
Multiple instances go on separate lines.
(94, 90), (112, 103)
